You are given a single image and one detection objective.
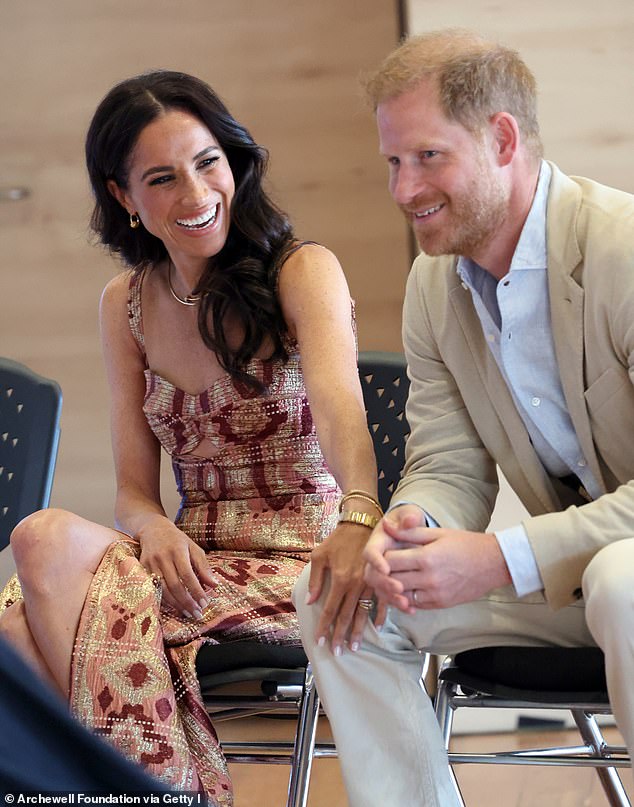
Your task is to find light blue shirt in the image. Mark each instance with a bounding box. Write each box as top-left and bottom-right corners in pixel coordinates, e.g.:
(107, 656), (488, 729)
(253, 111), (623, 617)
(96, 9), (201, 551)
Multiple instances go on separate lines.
(456, 161), (600, 596)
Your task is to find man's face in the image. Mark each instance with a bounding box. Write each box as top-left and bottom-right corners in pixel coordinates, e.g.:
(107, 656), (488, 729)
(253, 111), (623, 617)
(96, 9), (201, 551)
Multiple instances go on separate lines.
(377, 79), (509, 261)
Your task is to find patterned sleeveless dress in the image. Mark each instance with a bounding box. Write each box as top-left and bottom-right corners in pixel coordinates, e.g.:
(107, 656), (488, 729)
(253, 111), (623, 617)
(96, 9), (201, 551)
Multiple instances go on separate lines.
(1, 263), (341, 804)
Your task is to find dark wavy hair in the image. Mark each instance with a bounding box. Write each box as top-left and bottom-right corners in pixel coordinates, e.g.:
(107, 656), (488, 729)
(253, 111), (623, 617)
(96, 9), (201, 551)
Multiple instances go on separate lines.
(85, 70), (295, 388)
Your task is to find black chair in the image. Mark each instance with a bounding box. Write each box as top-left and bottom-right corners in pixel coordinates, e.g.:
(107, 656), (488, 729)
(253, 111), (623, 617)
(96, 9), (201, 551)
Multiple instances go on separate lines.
(357, 351), (410, 512)
(436, 646), (631, 805)
(0, 357), (62, 551)
(196, 351), (409, 807)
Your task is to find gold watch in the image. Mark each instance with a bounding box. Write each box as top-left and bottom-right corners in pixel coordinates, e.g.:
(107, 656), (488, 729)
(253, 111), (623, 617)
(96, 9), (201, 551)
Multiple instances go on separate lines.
(338, 510), (380, 529)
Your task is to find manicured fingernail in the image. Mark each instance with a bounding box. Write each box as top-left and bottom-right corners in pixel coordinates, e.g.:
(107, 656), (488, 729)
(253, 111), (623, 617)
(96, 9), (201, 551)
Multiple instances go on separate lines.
(317, 636), (326, 648)
(193, 609), (203, 620)
(334, 645), (342, 657)
(183, 610), (193, 619)
(350, 641), (359, 652)
(198, 598), (207, 609)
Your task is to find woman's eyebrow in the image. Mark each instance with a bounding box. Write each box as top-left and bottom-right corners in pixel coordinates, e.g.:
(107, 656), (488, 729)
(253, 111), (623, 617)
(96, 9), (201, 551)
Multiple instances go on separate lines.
(141, 164), (173, 181)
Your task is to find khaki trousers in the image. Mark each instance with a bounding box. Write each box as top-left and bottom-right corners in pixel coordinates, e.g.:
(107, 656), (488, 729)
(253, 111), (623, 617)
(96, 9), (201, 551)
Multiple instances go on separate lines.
(293, 539), (634, 807)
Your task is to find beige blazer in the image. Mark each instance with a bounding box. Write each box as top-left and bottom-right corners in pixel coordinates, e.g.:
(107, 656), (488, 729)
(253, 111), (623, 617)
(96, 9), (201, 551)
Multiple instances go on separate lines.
(397, 162), (634, 610)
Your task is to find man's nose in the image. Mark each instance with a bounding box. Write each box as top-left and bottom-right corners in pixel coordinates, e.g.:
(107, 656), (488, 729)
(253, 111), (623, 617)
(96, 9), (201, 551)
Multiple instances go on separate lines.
(391, 165), (423, 207)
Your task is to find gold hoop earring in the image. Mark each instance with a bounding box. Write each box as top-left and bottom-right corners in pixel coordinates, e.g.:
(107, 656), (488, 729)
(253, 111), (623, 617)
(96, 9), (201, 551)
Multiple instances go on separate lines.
(129, 212), (140, 229)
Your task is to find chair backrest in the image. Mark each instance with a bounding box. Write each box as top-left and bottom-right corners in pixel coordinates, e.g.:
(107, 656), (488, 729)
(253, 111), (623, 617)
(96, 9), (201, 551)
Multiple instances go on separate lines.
(358, 351), (410, 512)
(0, 358), (62, 551)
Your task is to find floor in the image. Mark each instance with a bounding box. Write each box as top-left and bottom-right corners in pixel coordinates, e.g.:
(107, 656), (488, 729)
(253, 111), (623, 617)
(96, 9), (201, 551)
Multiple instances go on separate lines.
(219, 715), (633, 806)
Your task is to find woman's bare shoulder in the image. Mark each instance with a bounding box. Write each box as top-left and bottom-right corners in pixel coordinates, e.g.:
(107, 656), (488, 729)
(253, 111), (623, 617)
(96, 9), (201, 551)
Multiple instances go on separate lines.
(278, 242), (343, 287)
(101, 269), (135, 307)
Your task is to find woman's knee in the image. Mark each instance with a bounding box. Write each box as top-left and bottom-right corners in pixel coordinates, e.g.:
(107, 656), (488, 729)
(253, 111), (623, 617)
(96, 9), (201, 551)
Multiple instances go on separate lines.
(10, 509), (83, 580)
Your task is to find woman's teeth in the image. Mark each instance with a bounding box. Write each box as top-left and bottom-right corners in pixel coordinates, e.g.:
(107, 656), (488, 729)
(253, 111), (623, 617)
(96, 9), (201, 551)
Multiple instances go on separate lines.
(177, 205), (218, 229)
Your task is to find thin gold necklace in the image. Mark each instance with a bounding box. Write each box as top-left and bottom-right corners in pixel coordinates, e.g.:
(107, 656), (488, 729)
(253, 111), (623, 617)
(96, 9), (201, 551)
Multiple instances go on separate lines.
(167, 261), (202, 306)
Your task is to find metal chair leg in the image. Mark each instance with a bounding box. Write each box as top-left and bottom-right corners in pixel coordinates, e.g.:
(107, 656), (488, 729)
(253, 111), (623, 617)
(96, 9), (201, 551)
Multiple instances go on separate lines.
(286, 663), (320, 807)
(433, 675), (466, 806)
(434, 675), (457, 748)
(571, 710), (631, 807)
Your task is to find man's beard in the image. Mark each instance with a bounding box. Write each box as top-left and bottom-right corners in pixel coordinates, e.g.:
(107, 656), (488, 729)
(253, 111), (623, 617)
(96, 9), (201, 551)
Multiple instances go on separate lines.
(407, 164), (509, 259)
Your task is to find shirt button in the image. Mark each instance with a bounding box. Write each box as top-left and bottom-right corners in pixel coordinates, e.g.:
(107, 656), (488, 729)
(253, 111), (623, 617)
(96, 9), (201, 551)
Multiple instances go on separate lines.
(531, 397), (541, 407)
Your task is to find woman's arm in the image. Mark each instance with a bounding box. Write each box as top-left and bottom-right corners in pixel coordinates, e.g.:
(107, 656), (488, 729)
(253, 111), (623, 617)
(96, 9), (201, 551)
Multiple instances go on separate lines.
(99, 274), (215, 618)
(278, 244), (380, 653)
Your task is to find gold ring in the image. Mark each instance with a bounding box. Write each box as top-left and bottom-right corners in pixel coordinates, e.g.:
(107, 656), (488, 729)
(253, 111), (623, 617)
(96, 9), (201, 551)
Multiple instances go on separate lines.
(357, 598), (374, 611)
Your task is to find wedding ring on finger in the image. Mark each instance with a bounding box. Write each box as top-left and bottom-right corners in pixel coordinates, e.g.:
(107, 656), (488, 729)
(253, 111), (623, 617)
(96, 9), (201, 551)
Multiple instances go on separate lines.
(357, 598), (374, 612)
(413, 590), (422, 606)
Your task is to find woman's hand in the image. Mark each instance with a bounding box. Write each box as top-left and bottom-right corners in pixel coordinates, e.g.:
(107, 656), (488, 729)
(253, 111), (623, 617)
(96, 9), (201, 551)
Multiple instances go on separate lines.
(136, 515), (216, 619)
(305, 522), (384, 655)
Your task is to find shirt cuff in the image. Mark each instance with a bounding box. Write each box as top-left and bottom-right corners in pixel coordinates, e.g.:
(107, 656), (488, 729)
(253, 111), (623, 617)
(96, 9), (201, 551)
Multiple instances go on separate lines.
(494, 524), (544, 597)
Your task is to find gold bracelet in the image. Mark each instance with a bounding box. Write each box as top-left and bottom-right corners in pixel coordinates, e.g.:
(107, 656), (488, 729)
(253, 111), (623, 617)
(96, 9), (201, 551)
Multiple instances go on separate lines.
(338, 510), (380, 529)
(339, 490), (383, 516)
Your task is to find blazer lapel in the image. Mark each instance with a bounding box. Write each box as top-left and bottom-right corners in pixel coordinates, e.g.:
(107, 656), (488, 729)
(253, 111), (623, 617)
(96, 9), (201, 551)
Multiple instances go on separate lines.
(448, 282), (558, 513)
(546, 165), (605, 491)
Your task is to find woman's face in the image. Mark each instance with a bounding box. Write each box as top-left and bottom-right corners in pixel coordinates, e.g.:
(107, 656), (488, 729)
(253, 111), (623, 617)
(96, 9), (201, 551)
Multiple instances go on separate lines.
(109, 108), (236, 272)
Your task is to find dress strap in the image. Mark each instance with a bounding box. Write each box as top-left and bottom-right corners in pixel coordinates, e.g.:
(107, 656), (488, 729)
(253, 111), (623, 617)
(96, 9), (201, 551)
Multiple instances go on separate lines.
(127, 269), (147, 361)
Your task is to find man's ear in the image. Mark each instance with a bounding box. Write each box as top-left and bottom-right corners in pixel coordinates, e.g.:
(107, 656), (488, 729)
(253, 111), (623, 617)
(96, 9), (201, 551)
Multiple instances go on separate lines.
(489, 112), (519, 167)
(107, 179), (132, 213)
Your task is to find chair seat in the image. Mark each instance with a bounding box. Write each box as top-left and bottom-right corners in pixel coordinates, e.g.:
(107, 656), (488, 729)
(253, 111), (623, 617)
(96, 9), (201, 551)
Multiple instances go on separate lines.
(196, 641), (308, 691)
(441, 646), (608, 704)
